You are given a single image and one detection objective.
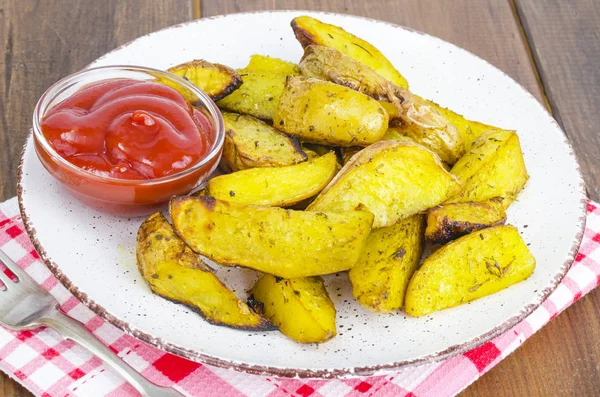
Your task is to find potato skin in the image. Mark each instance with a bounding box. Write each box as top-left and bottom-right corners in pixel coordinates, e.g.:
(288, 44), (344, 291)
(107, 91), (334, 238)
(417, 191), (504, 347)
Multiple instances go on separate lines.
(170, 196), (373, 278)
(208, 152), (338, 207)
(425, 198), (507, 244)
(291, 16), (409, 89)
(308, 140), (462, 228)
(217, 55), (299, 120)
(249, 275), (336, 343)
(167, 59), (242, 101)
(274, 77), (388, 147)
(349, 215), (425, 313)
(405, 225), (536, 317)
(449, 130), (529, 208)
(136, 213), (272, 330)
(221, 112), (307, 172)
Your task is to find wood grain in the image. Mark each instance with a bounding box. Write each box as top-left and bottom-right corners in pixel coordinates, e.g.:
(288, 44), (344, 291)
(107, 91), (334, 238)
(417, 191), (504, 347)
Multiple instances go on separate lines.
(201, 0), (546, 104)
(515, 0), (600, 201)
(0, 1), (192, 393)
(0, 0), (193, 202)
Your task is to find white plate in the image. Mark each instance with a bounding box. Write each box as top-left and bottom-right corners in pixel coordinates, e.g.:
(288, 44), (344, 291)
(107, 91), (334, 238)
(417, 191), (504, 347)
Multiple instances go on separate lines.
(18, 11), (586, 378)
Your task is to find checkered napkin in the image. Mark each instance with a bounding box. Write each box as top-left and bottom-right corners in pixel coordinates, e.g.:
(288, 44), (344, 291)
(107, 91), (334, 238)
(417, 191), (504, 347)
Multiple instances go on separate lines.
(0, 197), (598, 397)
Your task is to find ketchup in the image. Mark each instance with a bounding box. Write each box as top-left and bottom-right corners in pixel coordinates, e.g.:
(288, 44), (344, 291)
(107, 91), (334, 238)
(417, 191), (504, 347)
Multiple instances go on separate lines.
(41, 79), (213, 180)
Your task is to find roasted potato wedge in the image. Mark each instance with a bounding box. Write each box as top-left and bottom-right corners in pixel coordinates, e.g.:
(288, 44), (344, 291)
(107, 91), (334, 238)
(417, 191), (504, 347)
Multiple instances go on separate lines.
(383, 128), (415, 142)
(349, 215), (425, 313)
(221, 112), (307, 172)
(136, 213), (272, 330)
(167, 60), (242, 101)
(433, 101), (506, 149)
(389, 94), (464, 164)
(299, 45), (401, 101)
(405, 225), (536, 316)
(448, 130), (528, 207)
(170, 196), (373, 278)
(249, 275), (336, 343)
(299, 46), (463, 162)
(217, 55), (299, 120)
(291, 16), (409, 89)
(308, 141), (462, 228)
(274, 77), (388, 147)
(207, 152), (338, 207)
(425, 198), (507, 244)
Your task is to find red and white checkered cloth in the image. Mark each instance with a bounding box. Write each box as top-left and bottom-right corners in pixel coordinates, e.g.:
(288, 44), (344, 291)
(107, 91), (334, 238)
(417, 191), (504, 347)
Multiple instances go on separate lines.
(0, 197), (598, 397)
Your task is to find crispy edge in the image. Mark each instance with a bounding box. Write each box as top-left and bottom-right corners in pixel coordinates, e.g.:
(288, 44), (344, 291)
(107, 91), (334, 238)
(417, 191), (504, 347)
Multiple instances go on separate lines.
(425, 199), (507, 245)
(168, 59), (242, 101)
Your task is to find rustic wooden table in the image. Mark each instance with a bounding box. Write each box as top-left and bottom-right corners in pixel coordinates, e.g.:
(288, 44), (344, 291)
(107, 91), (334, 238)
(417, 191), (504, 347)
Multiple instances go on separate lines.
(1, 0), (599, 395)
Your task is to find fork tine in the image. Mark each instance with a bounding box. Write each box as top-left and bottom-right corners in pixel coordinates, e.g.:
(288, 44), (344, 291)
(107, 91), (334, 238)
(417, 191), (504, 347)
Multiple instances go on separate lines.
(0, 249), (29, 282)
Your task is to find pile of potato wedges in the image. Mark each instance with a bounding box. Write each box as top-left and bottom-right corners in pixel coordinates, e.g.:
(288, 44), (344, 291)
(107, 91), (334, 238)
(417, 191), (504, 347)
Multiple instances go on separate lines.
(136, 16), (536, 344)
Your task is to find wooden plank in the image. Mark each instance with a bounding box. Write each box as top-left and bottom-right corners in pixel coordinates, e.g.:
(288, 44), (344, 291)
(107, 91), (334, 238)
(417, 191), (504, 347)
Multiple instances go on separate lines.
(0, 0), (193, 202)
(515, 0), (600, 200)
(469, 1), (600, 395)
(0, 2), (193, 393)
(202, 0), (545, 104)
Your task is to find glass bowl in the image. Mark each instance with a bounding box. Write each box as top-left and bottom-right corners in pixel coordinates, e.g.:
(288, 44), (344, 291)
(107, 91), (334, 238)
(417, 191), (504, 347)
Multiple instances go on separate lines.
(32, 65), (224, 216)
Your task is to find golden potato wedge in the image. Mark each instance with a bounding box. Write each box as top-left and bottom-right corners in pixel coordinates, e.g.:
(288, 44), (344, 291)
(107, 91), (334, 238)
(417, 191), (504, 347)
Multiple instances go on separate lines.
(448, 130), (529, 208)
(136, 213), (272, 330)
(221, 112), (307, 172)
(425, 198), (507, 244)
(299, 45), (401, 101)
(349, 215), (425, 313)
(170, 196), (373, 278)
(301, 142), (334, 157)
(405, 225), (536, 317)
(308, 141), (462, 228)
(298, 46), (463, 162)
(273, 77), (388, 147)
(167, 60), (242, 101)
(249, 275), (336, 343)
(217, 55), (300, 120)
(291, 16), (409, 89)
(207, 152), (338, 207)
(389, 95), (465, 164)
(432, 101), (506, 149)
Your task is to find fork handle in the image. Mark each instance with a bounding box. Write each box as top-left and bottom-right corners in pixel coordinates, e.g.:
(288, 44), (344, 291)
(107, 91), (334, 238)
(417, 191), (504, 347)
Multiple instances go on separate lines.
(41, 308), (184, 397)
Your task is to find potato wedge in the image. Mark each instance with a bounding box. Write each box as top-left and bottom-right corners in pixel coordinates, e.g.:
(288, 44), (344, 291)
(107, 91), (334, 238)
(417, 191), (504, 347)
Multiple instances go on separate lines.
(167, 60), (242, 101)
(405, 225), (536, 316)
(221, 112), (307, 172)
(299, 45), (401, 101)
(308, 141), (462, 228)
(432, 101), (506, 150)
(249, 275), (336, 343)
(217, 55), (299, 120)
(425, 198), (507, 244)
(136, 213), (271, 330)
(170, 196), (373, 278)
(291, 16), (409, 89)
(349, 215), (425, 313)
(298, 46), (463, 162)
(448, 130), (528, 207)
(389, 95), (465, 164)
(207, 152), (338, 207)
(273, 77), (388, 147)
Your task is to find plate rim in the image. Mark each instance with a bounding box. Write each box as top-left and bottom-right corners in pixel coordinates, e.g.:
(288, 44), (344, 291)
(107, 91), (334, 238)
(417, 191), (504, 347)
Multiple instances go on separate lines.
(17, 10), (588, 378)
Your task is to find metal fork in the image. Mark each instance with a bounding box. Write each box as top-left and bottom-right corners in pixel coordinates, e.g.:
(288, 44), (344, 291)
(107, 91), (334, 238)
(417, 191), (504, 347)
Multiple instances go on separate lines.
(0, 249), (184, 397)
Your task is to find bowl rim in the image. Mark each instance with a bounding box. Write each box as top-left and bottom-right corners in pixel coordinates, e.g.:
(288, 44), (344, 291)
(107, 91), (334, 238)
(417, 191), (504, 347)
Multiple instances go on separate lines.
(32, 64), (225, 186)
(18, 10), (589, 379)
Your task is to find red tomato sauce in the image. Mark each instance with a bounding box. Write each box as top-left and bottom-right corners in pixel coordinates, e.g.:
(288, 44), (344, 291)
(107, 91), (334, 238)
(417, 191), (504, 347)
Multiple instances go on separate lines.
(41, 79), (213, 180)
